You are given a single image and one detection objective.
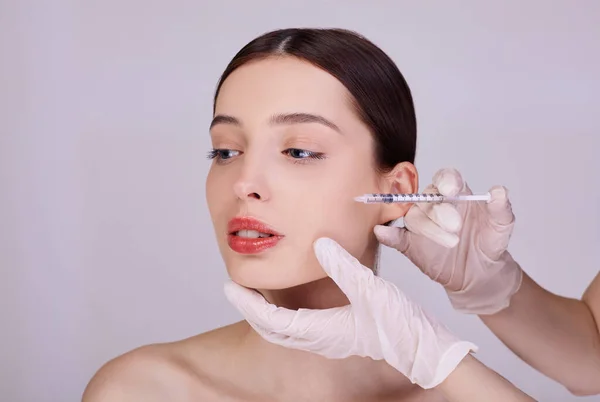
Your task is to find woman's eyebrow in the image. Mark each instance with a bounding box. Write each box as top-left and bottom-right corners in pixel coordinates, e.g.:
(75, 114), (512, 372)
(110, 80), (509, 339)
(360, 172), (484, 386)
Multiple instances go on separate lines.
(209, 113), (342, 134)
(269, 113), (342, 134)
(210, 114), (240, 130)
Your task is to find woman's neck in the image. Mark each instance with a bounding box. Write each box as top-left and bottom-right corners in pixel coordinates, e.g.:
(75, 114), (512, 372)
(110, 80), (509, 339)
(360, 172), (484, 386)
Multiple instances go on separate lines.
(260, 276), (350, 309)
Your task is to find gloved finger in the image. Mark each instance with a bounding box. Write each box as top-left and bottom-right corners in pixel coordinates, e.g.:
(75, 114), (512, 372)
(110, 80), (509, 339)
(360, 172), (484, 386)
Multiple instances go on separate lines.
(479, 186), (515, 260)
(225, 280), (350, 339)
(288, 310), (357, 357)
(374, 225), (410, 252)
(247, 321), (320, 351)
(250, 305), (354, 351)
(430, 168), (472, 225)
(253, 307), (355, 357)
(313, 237), (374, 304)
(223, 281), (300, 334)
(283, 306), (353, 347)
(432, 168), (466, 197)
(414, 185), (463, 234)
(403, 204), (460, 248)
(485, 185), (514, 227)
(246, 320), (291, 344)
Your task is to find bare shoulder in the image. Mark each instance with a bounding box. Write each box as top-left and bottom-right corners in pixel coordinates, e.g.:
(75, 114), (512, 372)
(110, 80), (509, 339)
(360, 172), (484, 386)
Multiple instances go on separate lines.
(81, 343), (200, 402)
(82, 322), (248, 402)
(583, 271), (600, 307)
(583, 271), (600, 331)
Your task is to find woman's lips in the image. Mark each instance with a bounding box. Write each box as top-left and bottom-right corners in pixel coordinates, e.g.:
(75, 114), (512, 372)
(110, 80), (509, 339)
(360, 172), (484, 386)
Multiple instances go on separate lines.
(227, 235), (282, 254)
(227, 216), (284, 254)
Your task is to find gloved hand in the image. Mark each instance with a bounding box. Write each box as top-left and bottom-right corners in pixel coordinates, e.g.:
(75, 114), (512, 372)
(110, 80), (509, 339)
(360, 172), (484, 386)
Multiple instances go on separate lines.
(224, 237), (477, 390)
(374, 168), (523, 315)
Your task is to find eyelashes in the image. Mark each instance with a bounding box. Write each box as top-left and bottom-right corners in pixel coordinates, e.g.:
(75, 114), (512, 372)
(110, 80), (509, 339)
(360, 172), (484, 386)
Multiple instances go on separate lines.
(283, 148), (326, 161)
(206, 149), (239, 161)
(207, 148), (326, 165)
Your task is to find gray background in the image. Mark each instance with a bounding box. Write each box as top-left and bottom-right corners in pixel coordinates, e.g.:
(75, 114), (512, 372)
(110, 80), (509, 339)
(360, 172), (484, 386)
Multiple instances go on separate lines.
(1, 1), (599, 401)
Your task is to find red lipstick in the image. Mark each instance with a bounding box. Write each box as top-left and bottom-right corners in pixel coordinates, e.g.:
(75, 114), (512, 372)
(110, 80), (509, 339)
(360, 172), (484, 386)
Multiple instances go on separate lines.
(227, 216), (283, 254)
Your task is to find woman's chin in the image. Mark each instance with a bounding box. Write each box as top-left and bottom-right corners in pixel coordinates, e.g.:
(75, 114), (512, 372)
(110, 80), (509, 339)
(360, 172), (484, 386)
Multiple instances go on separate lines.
(227, 268), (329, 291)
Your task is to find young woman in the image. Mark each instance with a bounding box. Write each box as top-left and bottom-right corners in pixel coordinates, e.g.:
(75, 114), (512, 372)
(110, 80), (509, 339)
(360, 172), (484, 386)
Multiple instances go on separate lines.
(83, 28), (534, 401)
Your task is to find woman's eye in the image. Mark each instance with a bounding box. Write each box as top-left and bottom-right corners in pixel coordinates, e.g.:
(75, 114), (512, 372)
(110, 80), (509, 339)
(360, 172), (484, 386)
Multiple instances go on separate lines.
(283, 148), (325, 160)
(207, 149), (240, 162)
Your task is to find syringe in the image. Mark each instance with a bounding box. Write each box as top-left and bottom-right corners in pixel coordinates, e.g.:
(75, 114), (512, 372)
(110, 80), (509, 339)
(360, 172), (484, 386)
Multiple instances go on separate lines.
(354, 192), (491, 204)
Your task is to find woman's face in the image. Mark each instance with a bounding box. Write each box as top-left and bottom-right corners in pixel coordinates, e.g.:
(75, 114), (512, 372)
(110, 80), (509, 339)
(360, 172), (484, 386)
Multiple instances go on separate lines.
(207, 56), (403, 290)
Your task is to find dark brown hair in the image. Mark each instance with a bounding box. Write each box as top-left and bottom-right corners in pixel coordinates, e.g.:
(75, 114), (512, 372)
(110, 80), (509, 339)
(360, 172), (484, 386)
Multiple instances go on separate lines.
(213, 28), (417, 171)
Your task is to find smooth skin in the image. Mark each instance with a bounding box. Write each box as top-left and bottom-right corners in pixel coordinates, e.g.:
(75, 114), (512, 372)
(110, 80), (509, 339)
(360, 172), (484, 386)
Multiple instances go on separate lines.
(437, 354), (535, 402)
(83, 57), (534, 401)
(480, 271), (600, 396)
(82, 327), (536, 402)
(82, 322), (434, 401)
(83, 56), (431, 402)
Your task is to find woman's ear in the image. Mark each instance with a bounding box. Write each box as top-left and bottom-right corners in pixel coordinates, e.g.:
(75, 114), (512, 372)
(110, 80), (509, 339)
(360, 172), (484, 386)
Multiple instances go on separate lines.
(378, 162), (418, 224)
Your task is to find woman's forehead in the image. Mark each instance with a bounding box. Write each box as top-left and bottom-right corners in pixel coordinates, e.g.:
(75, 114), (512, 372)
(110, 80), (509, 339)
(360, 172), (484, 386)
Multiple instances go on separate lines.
(214, 57), (357, 124)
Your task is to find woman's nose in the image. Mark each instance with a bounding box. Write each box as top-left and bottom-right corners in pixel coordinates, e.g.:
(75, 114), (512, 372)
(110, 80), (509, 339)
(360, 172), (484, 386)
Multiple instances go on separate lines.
(233, 172), (270, 202)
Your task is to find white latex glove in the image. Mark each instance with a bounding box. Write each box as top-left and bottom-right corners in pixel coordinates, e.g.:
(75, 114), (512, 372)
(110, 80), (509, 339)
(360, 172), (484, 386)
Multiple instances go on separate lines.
(374, 168), (523, 315)
(224, 237), (477, 389)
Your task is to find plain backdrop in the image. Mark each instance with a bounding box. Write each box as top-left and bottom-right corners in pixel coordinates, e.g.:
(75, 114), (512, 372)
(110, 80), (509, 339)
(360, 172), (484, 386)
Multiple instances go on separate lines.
(1, 1), (599, 401)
